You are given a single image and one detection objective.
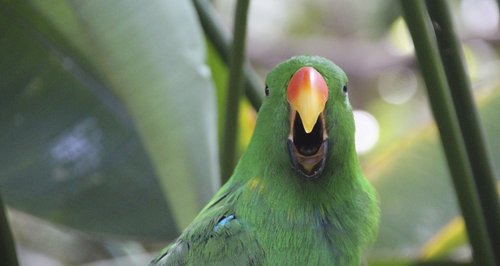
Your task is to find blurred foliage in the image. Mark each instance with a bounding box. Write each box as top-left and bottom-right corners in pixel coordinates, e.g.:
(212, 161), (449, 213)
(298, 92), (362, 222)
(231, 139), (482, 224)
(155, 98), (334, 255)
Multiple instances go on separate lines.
(366, 88), (500, 262)
(0, 0), (499, 265)
(0, 0), (219, 241)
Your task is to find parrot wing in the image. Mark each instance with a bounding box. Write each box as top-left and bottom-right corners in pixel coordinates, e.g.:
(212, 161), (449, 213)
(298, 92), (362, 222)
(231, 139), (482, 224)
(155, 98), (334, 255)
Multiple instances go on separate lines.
(149, 188), (265, 265)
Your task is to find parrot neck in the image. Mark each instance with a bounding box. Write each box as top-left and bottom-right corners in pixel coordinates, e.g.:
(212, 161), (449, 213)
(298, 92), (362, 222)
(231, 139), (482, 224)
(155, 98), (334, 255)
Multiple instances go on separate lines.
(229, 134), (377, 264)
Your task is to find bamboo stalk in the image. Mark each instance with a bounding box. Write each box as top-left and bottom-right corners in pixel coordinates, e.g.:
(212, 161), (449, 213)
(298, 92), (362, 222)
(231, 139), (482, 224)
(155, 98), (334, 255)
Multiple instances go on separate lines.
(400, 1), (495, 265)
(192, 0), (263, 110)
(220, 0), (251, 183)
(426, 1), (500, 264)
(0, 196), (18, 266)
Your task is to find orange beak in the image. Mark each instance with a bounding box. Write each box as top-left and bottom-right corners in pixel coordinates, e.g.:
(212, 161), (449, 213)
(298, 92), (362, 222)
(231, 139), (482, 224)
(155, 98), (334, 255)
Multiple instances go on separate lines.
(286, 67), (329, 133)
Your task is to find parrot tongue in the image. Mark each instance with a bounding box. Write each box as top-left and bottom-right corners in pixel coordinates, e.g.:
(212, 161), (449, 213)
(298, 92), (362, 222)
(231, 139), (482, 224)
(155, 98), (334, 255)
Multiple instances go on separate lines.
(288, 110), (328, 178)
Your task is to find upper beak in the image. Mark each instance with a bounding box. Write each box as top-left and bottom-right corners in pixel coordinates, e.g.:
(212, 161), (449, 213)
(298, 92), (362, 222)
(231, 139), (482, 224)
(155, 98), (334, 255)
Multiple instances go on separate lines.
(286, 67), (329, 133)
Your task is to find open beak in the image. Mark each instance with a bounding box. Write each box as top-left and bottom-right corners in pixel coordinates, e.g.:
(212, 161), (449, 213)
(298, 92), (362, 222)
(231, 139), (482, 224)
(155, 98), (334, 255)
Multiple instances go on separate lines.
(286, 67), (329, 178)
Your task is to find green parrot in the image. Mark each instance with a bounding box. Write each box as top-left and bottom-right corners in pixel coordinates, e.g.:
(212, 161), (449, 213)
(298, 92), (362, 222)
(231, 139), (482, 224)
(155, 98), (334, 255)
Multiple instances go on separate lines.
(150, 55), (379, 265)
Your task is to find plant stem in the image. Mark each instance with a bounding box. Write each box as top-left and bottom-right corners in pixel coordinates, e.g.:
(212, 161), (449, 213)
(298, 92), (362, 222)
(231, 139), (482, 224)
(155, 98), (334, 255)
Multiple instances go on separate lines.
(192, 0), (263, 110)
(400, 1), (495, 265)
(220, 0), (250, 183)
(0, 196), (18, 266)
(426, 1), (500, 264)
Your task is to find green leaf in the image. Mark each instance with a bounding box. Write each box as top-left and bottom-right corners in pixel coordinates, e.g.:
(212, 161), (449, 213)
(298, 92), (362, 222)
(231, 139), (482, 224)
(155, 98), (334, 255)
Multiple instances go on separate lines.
(0, 0), (219, 239)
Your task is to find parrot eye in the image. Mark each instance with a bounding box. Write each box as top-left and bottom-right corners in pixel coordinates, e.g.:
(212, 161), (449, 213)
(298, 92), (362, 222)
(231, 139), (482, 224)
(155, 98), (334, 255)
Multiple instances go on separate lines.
(343, 85), (348, 94)
(265, 85), (269, 96)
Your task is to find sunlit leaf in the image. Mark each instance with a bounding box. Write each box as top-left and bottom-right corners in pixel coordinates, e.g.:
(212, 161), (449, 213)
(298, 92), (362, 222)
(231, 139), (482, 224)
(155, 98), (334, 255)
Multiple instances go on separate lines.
(420, 217), (467, 260)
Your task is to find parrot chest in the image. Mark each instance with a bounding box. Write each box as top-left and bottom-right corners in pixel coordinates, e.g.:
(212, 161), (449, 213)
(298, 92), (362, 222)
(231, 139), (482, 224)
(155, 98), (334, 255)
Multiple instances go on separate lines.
(234, 184), (359, 265)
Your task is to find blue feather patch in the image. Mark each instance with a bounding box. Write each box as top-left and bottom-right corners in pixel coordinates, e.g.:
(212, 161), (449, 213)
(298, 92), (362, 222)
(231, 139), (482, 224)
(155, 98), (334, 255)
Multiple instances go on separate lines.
(214, 214), (235, 232)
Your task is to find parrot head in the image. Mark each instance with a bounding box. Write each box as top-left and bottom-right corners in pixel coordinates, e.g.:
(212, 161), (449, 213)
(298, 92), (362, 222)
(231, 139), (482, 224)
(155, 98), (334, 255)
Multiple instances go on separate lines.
(257, 55), (354, 179)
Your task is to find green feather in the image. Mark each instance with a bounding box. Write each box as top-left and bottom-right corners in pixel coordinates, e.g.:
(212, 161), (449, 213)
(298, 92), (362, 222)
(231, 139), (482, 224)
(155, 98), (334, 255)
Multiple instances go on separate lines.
(150, 55), (379, 266)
